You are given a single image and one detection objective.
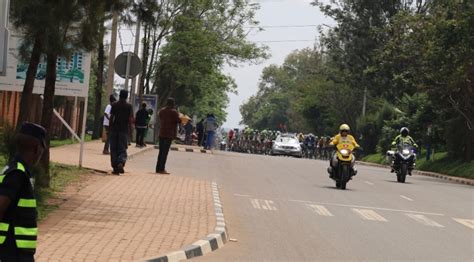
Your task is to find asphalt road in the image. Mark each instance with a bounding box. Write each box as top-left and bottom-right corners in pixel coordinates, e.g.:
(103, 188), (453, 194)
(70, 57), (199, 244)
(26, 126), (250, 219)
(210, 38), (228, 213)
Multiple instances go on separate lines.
(128, 149), (474, 261)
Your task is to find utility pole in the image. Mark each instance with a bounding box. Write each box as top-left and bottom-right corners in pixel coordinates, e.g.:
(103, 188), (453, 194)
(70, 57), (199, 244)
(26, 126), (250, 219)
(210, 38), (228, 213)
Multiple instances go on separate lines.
(106, 9), (119, 97)
(0, 0), (9, 76)
(130, 18), (141, 107)
(362, 87), (368, 117)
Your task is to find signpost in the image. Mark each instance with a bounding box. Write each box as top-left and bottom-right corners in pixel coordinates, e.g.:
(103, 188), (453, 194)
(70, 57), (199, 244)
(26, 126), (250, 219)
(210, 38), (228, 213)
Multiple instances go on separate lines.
(114, 51), (142, 93)
(0, 0), (9, 76)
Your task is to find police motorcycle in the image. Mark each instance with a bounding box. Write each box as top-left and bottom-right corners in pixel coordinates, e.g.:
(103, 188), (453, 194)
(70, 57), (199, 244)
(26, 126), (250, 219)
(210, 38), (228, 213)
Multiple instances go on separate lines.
(386, 142), (416, 183)
(329, 143), (357, 190)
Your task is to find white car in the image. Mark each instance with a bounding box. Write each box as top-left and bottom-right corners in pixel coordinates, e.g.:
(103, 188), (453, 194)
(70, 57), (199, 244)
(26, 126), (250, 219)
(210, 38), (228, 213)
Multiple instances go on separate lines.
(271, 134), (303, 158)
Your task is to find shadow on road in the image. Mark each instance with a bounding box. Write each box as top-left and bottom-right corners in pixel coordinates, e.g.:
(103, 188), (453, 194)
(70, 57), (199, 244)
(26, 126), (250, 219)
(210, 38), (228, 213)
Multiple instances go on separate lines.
(384, 180), (414, 185)
(320, 185), (356, 191)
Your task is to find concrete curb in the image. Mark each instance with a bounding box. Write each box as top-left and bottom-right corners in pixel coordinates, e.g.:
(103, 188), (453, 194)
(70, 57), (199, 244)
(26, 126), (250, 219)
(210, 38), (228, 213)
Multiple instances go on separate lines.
(358, 161), (474, 186)
(127, 146), (155, 161)
(147, 182), (228, 262)
(154, 145), (212, 154)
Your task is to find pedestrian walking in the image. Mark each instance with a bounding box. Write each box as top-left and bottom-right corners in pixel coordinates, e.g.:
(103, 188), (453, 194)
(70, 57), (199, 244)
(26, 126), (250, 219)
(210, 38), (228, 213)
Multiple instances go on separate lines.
(156, 98), (181, 175)
(0, 122), (46, 262)
(103, 95), (116, 155)
(135, 103), (148, 147)
(196, 119), (205, 147)
(184, 120), (193, 145)
(204, 114), (218, 150)
(109, 90), (133, 175)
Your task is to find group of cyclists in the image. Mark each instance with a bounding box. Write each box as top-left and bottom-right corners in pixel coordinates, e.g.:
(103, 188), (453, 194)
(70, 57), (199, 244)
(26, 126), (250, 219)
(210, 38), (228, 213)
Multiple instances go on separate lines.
(225, 128), (279, 155)
(223, 124), (419, 178)
(224, 128), (337, 160)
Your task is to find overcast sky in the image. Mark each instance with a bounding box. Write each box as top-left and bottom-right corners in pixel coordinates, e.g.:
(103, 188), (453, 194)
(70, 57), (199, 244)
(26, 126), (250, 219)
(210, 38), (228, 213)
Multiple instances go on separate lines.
(223, 0), (333, 128)
(115, 0), (333, 127)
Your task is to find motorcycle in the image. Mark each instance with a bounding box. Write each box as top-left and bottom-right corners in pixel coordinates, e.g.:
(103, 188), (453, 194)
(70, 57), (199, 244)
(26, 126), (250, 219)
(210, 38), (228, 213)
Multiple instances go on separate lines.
(329, 143), (357, 190)
(387, 143), (416, 183)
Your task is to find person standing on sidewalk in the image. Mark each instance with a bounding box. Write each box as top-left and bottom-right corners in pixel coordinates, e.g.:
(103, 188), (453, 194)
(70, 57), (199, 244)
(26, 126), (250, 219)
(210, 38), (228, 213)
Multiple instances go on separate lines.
(204, 114), (218, 150)
(0, 122), (46, 262)
(103, 95), (116, 155)
(156, 98), (181, 175)
(110, 90), (133, 175)
(196, 119), (205, 147)
(135, 103), (148, 148)
(184, 120), (193, 145)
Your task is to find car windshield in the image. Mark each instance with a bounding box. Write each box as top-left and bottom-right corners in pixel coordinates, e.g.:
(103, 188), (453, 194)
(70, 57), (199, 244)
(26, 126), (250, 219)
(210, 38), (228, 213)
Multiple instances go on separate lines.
(277, 137), (298, 144)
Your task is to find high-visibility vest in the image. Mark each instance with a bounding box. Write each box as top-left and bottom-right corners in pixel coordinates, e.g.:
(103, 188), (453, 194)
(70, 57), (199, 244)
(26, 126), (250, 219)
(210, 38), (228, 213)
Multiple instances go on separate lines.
(0, 161), (38, 254)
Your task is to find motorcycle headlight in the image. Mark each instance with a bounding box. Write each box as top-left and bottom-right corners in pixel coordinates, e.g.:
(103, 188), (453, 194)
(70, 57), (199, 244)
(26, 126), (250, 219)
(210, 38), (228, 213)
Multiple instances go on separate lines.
(340, 149), (350, 157)
(402, 149), (410, 155)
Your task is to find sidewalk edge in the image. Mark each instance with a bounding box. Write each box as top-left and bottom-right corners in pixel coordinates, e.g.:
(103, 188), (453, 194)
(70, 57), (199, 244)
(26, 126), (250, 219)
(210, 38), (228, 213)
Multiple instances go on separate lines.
(358, 161), (474, 186)
(154, 145), (212, 154)
(146, 182), (228, 262)
(128, 146), (155, 161)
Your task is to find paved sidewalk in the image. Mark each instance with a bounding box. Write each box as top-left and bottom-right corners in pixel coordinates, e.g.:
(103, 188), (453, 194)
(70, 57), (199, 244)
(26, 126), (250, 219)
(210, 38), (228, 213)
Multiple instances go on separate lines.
(40, 141), (217, 261)
(50, 140), (153, 172)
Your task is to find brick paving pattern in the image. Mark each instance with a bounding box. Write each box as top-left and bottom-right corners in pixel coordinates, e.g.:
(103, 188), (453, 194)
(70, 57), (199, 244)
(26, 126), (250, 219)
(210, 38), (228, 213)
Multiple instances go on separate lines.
(39, 141), (216, 261)
(50, 140), (152, 172)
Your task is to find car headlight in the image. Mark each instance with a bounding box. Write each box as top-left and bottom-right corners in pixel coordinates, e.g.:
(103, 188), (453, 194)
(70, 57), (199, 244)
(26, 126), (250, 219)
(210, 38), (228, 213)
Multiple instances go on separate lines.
(402, 149), (410, 155)
(340, 149), (350, 157)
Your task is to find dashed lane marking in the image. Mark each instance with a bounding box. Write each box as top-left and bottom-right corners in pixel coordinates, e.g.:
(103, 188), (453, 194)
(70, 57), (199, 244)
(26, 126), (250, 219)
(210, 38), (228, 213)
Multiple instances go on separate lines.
(365, 181), (375, 186)
(400, 195), (414, 201)
(306, 204), (334, 216)
(406, 214), (444, 227)
(453, 218), (474, 229)
(288, 200), (444, 216)
(234, 193), (251, 197)
(352, 209), (388, 222)
(250, 199), (277, 211)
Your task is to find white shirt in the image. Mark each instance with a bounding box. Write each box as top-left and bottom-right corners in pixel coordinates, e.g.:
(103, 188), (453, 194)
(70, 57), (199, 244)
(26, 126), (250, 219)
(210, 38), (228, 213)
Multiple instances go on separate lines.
(103, 104), (112, 126)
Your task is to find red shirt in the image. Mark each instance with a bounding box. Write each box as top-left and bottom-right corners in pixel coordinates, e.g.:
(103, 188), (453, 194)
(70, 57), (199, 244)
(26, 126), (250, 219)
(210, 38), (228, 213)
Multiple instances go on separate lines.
(159, 107), (180, 139)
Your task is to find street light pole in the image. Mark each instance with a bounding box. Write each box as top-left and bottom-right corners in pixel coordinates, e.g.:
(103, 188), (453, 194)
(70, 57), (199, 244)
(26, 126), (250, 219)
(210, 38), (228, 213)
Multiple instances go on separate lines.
(0, 0), (9, 76)
(362, 87), (368, 117)
(130, 18), (141, 106)
(106, 9), (119, 97)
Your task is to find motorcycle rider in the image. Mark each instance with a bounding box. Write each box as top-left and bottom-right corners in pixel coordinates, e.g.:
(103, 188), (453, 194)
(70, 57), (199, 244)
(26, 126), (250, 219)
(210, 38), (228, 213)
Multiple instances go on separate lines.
(327, 124), (360, 178)
(391, 127), (418, 173)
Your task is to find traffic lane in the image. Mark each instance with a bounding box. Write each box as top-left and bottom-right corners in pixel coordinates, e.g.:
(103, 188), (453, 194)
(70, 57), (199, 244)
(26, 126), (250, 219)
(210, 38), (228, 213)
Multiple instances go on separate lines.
(354, 164), (473, 219)
(127, 150), (472, 226)
(128, 151), (473, 260)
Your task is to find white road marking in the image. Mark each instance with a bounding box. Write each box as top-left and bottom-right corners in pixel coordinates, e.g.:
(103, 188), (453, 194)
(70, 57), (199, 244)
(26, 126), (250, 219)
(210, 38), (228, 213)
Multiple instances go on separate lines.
(234, 193), (251, 197)
(353, 209), (388, 222)
(250, 199), (277, 211)
(250, 199), (261, 209)
(288, 200), (444, 216)
(400, 195), (414, 201)
(365, 181), (375, 186)
(453, 218), (474, 229)
(406, 214), (444, 227)
(306, 204), (334, 216)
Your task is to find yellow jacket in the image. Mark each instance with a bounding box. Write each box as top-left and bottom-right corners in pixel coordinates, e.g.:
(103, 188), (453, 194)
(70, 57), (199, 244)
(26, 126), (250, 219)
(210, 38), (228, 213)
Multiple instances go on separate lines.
(330, 134), (360, 148)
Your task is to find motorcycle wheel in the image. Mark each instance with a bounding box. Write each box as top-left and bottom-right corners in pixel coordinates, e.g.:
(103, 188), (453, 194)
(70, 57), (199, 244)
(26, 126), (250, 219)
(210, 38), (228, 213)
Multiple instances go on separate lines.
(399, 164), (407, 183)
(340, 165), (349, 190)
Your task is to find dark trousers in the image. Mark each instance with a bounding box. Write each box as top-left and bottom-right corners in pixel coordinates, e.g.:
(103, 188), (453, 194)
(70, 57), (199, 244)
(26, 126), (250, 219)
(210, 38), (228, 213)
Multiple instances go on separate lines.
(110, 131), (129, 169)
(0, 251), (34, 262)
(156, 138), (172, 172)
(136, 128), (146, 146)
(198, 133), (204, 146)
(103, 126), (110, 152)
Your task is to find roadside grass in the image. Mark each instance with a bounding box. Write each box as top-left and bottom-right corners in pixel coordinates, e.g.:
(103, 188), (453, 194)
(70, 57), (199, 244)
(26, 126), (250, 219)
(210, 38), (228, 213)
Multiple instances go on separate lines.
(50, 134), (93, 148)
(36, 163), (91, 221)
(362, 151), (474, 179)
